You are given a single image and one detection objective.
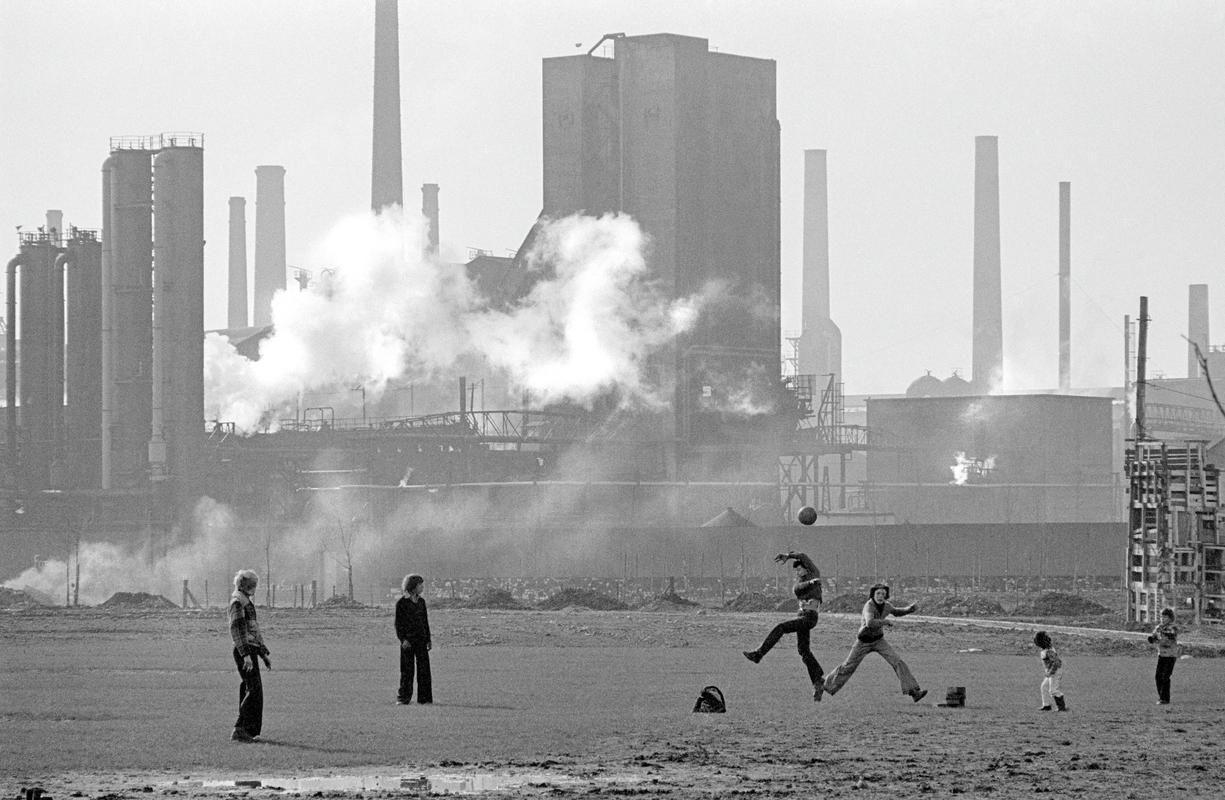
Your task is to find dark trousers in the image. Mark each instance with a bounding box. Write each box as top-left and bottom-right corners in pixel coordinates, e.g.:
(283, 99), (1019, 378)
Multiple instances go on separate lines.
(232, 648), (263, 736)
(1155, 656), (1177, 702)
(755, 611), (823, 685)
(399, 642), (433, 703)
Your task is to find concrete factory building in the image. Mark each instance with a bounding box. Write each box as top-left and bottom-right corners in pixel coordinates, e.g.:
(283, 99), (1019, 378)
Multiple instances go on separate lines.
(543, 33), (782, 475)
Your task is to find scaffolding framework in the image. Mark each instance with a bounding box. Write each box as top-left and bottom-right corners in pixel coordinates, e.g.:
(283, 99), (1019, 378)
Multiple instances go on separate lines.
(1124, 439), (1224, 623)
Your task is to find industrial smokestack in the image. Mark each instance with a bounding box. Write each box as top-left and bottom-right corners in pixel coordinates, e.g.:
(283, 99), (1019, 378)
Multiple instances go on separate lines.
(253, 165), (286, 327)
(46, 209), (63, 238)
(1059, 181), (1071, 391)
(1188, 283), (1209, 377)
(972, 135), (1002, 393)
(796, 149), (841, 382)
(228, 197), (248, 329)
(372, 0), (404, 212)
(422, 183), (439, 256)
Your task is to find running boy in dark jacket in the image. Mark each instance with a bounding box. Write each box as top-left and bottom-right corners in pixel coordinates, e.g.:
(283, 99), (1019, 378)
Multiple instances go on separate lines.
(743, 551), (826, 701)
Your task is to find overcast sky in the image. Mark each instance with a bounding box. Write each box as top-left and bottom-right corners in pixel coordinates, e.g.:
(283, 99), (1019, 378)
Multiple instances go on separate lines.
(2, 0), (1222, 396)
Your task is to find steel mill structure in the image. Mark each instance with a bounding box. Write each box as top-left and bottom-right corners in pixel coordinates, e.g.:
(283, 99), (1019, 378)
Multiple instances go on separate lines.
(3, 14), (1224, 608)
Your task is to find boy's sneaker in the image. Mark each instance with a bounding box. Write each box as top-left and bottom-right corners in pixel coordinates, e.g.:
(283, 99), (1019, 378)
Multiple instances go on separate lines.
(1039, 706), (1053, 711)
(742, 650), (762, 664)
(230, 728), (254, 742)
(910, 688), (928, 703)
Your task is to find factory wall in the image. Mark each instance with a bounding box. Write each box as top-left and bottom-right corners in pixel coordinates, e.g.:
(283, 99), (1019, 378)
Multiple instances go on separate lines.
(866, 394), (1117, 523)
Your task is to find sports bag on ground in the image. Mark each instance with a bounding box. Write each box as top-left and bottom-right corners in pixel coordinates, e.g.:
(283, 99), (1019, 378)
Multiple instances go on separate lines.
(692, 685), (726, 713)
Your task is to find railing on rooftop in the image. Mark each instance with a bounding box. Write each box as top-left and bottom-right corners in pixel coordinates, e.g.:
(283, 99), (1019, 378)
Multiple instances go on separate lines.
(109, 131), (203, 151)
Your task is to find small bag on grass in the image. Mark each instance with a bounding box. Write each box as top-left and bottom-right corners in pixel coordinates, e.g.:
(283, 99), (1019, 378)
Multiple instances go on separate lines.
(692, 685), (726, 713)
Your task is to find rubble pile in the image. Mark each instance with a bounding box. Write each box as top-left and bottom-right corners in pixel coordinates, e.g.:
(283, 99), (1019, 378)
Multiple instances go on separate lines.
(98, 592), (178, 610)
(637, 590), (701, 611)
(1012, 592), (1111, 618)
(927, 595), (1007, 617)
(460, 588), (530, 610)
(0, 587), (43, 609)
(536, 588), (628, 611)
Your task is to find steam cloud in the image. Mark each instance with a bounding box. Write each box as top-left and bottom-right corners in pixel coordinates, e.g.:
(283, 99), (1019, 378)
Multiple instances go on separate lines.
(205, 209), (700, 432)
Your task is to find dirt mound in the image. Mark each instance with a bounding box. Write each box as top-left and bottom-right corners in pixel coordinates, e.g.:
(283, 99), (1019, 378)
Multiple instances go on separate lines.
(823, 593), (866, 613)
(0, 586), (44, 608)
(460, 588), (530, 610)
(98, 592), (178, 610)
(1011, 592), (1111, 617)
(536, 588), (628, 611)
(724, 592), (789, 612)
(637, 591), (701, 611)
(316, 595), (369, 609)
(927, 594), (1007, 617)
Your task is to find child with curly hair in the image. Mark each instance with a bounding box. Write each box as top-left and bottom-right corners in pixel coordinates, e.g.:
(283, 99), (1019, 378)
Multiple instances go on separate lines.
(1033, 630), (1067, 711)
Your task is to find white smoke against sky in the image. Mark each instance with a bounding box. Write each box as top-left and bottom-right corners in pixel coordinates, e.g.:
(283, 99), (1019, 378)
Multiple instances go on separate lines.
(466, 213), (699, 406)
(205, 209), (701, 432)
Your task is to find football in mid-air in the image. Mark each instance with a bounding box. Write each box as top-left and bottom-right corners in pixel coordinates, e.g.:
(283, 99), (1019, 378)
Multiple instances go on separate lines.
(797, 506), (818, 525)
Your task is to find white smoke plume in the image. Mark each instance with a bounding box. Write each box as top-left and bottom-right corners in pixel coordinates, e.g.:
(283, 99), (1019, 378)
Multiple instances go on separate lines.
(205, 209), (700, 432)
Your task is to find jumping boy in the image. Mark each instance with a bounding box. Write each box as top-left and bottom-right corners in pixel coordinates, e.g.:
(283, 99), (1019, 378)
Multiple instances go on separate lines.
(742, 551), (826, 701)
(822, 583), (927, 703)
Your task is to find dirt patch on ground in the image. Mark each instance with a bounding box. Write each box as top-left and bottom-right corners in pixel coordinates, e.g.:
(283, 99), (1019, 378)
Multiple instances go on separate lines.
(3, 606), (1225, 799)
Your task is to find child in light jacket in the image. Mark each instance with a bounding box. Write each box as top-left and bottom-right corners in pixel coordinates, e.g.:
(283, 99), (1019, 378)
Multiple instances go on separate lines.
(1033, 631), (1067, 711)
(1147, 607), (1180, 705)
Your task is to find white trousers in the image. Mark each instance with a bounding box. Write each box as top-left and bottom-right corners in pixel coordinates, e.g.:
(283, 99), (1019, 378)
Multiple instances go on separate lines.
(1040, 672), (1063, 707)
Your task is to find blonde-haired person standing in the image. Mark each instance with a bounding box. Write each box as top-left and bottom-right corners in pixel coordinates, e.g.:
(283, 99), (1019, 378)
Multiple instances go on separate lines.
(395, 574), (433, 704)
(228, 569), (271, 741)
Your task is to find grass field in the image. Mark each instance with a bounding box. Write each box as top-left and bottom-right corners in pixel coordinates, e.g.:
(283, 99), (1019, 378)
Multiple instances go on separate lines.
(2, 605), (1223, 798)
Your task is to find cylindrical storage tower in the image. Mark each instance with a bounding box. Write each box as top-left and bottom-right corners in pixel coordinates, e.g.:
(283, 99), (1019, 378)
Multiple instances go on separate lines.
(228, 196), (248, 329)
(151, 139), (205, 510)
(16, 235), (64, 489)
(65, 229), (103, 488)
(253, 165), (286, 326)
(103, 142), (155, 488)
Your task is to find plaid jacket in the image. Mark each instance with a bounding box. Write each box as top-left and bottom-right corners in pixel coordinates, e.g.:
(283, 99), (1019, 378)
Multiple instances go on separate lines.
(228, 591), (269, 657)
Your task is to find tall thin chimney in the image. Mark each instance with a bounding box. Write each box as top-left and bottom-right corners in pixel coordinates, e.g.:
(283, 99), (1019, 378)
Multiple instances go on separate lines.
(46, 209), (63, 238)
(372, 0), (404, 212)
(1188, 283), (1209, 377)
(422, 183), (440, 256)
(972, 135), (1002, 393)
(1058, 181), (1071, 391)
(253, 165), (286, 327)
(228, 196), (248, 329)
(796, 149), (841, 381)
